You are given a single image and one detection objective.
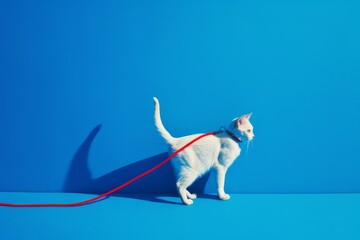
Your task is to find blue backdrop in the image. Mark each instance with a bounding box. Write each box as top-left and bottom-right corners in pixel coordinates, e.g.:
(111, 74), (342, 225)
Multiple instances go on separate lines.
(0, 0), (359, 194)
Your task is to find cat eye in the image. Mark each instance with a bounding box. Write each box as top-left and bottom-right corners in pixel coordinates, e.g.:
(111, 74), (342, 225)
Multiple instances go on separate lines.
(247, 129), (251, 133)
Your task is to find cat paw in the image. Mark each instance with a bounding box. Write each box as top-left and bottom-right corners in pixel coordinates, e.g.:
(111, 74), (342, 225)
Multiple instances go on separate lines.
(219, 194), (231, 200)
(188, 193), (197, 200)
(183, 199), (194, 205)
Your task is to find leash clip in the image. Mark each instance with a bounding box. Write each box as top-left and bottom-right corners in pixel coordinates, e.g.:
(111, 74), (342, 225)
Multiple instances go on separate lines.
(215, 126), (242, 143)
(215, 126), (227, 134)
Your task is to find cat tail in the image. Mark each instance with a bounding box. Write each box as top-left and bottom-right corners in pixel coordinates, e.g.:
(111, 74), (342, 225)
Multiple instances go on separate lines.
(153, 97), (175, 144)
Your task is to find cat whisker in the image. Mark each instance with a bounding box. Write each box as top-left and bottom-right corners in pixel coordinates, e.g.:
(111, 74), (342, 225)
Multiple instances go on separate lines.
(245, 141), (250, 158)
(250, 140), (255, 154)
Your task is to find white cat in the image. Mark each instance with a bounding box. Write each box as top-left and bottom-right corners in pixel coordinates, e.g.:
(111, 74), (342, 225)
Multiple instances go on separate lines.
(153, 97), (254, 205)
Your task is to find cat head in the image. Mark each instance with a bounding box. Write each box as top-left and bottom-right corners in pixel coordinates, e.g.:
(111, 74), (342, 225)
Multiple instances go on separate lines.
(232, 113), (255, 141)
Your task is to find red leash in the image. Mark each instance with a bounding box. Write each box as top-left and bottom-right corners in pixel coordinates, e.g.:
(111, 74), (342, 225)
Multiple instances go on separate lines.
(0, 131), (216, 207)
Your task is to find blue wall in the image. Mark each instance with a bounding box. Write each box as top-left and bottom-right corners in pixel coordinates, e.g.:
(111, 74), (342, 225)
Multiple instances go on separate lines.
(0, 0), (359, 194)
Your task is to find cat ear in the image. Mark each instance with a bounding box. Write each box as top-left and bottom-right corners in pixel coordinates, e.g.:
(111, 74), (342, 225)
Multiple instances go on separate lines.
(237, 113), (252, 126)
(237, 117), (246, 126)
(244, 112), (252, 120)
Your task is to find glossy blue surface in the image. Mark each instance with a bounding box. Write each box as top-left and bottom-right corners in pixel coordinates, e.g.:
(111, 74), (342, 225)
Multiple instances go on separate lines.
(1, 193), (360, 240)
(0, 1), (359, 194)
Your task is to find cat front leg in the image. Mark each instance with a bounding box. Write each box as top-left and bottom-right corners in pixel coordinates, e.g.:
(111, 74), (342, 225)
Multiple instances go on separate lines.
(214, 164), (230, 200)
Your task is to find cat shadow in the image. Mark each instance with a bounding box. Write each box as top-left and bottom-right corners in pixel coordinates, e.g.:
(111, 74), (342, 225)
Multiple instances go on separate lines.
(63, 125), (211, 205)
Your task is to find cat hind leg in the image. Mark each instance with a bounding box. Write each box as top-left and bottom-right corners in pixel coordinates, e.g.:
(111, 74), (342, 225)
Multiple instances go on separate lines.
(176, 169), (198, 205)
(186, 190), (197, 200)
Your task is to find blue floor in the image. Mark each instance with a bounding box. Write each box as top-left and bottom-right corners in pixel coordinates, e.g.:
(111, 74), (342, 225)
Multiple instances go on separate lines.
(1, 192), (359, 240)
